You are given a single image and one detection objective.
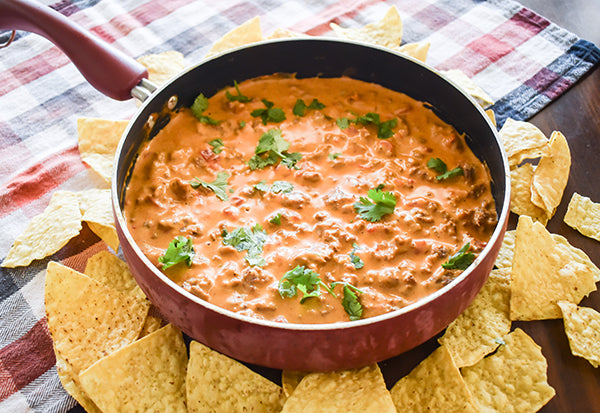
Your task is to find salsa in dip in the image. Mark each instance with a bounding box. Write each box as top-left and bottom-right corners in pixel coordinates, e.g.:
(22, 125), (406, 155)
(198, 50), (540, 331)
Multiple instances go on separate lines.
(123, 74), (497, 324)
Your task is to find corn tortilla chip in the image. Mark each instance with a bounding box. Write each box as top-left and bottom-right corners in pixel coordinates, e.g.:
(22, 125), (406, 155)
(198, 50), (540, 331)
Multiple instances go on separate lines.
(531, 131), (571, 217)
(187, 340), (286, 412)
(330, 6), (403, 48)
(45, 261), (150, 381)
(486, 109), (496, 127)
(551, 233), (600, 282)
(564, 192), (600, 242)
(84, 250), (146, 299)
(282, 364), (395, 413)
(498, 118), (548, 166)
(206, 16), (262, 57)
(138, 315), (164, 338)
(558, 301), (600, 368)
(462, 328), (555, 412)
(509, 163), (548, 224)
(495, 230), (515, 269)
(394, 41), (430, 62)
(77, 189), (119, 251)
(266, 28), (308, 39)
(77, 117), (129, 182)
(390, 346), (480, 413)
(2, 191), (82, 268)
(54, 348), (102, 413)
(510, 215), (596, 320)
(281, 370), (309, 398)
(137, 51), (184, 86)
(79, 324), (187, 412)
(440, 69), (493, 108)
(438, 269), (511, 367)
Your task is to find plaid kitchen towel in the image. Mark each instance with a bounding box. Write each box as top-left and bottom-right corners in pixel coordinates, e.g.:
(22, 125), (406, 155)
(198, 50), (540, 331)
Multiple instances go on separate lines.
(0, 0), (598, 411)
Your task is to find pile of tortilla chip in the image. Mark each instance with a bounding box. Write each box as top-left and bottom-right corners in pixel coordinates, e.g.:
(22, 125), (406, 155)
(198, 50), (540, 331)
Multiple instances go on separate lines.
(500, 118), (571, 224)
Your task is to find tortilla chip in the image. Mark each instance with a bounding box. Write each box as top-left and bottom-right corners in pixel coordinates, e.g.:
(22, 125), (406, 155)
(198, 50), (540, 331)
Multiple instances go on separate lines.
(509, 163), (548, 224)
(77, 117), (129, 182)
(531, 131), (571, 217)
(486, 109), (496, 127)
(558, 301), (600, 368)
(394, 41), (430, 62)
(495, 230), (515, 269)
(54, 349), (102, 413)
(462, 328), (555, 412)
(330, 6), (403, 48)
(440, 69), (493, 107)
(206, 16), (262, 57)
(266, 28), (308, 39)
(138, 315), (164, 339)
(281, 371), (309, 398)
(45, 262), (150, 382)
(498, 118), (548, 166)
(390, 346), (479, 412)
(564, 192), (600, 242)
(84, 250), (146, 300)
(137, 51), (184, 86)
(509, 215), (596, 320)
(282, 364), (395, 413)
(77, 189), (119, 251)
(79, 324), (187, 412)
(551, 233), (600, 282)
(2, 191), (82, 268)
(438, 269), (511, 367)
(187, 340), (286, 412)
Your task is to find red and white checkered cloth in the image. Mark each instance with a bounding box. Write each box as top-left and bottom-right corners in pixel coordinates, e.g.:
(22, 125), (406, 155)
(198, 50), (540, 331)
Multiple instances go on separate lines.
(0, 0), (598, 411)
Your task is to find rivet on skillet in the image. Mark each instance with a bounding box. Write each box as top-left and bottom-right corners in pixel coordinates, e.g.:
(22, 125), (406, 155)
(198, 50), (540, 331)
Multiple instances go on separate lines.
(167, 95), (178, 110)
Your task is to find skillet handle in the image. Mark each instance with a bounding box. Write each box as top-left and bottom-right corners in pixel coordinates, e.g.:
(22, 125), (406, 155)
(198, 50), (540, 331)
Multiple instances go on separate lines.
(0, 0), (148, 101)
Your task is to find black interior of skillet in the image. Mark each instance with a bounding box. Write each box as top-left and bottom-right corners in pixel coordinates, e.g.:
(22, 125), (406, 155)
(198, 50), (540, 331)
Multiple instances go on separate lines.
(117, 38), (507, 216)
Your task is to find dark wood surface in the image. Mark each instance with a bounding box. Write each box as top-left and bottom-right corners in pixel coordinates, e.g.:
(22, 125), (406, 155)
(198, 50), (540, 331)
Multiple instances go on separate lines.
(384, 1), (600, 412)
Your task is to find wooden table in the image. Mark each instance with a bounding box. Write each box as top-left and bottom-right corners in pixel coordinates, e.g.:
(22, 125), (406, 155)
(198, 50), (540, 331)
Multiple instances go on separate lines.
(381, 2), (600, 412)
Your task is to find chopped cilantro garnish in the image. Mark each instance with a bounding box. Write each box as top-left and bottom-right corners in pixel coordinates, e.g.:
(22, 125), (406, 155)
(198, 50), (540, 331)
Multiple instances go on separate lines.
(427, 158), (464, 181)
(191, 93), (221, 125)
(253, 180), (270, 192)
(329, 152), (341, 161)
(278, 265), (335, 303)
(222, 224), (268, 267)
(248, 129), (302, 170)
(271, 181), (294, 194)
(330, 282), (364, 321)
(239, 120), (246, 128)
(208, 138), (224, 154)
(190, 171), (229, 201)
(441, 243), (475, 270)
(269, 213), (282, 225)
(293, 98), (325, 116)
(336, 117), (350, 129)
(251, 99), (286, 125)
(354, 187), (397, 222)
(158, 236), (195, 270)
(349, 243), (364, 269)
(225, 80), (251, 103)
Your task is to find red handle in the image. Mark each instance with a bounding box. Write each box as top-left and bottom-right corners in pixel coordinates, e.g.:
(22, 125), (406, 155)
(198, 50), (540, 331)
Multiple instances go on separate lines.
(0, 0), (148, 100)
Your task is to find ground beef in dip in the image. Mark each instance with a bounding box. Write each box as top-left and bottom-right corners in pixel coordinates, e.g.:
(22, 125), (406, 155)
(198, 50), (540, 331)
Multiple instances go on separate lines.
(124, 75), (497, 324)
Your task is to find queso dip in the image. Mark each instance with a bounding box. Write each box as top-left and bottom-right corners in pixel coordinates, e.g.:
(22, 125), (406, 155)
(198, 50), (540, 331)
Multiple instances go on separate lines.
(124, 75), (497, 324)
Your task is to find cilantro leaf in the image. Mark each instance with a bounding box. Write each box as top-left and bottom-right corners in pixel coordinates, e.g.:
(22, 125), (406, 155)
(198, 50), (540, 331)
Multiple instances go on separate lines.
(330, 282), (364, 321)
(442, 243), (475, 270)
(269, 213), (282, 225)
(158, 236), (195, 270)
(336, 117), (350, 129)
(251, 99), (286, 125)
(339, 112), (397, 139)
(329, 152), (341, 161)
(378, 118), (398, 139)
(354, 187), (397, 222)
(222, 224), (268, 267)
(191, 93), (221, 125)
(225, 80), (251, 103)
(349, 243), (364, 269)
(427, 157), (464, 181)
(278, 266), (335, 303)
(248, 129), (302, 170)
(253, 180), (270, 192)
(293, 98), (325, 116)
(209, 138), (224, 154)
(190, 171), (229, 201)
